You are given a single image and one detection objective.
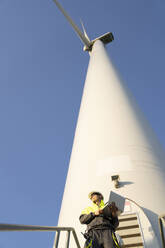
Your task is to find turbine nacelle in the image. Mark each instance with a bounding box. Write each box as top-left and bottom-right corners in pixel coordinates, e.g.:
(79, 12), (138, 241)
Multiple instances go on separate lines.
(83, 32), (114, 51)
(53, 0), (114, 52)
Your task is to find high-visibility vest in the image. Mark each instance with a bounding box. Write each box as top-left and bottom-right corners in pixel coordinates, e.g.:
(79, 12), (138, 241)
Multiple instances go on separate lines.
(81, 200), (105, 215)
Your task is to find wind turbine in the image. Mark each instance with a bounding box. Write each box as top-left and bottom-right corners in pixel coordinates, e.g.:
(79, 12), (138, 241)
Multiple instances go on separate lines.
(53, 0), (114, 51)
(53, 1), (165, 248)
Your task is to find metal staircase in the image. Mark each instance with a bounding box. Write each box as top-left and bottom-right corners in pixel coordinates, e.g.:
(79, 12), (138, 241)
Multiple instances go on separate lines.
(116, 213), (144, 248)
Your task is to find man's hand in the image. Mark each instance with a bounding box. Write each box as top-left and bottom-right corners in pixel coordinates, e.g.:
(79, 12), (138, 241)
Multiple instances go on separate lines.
(109, 202), (118, 217)
(94, 209), (103, 216)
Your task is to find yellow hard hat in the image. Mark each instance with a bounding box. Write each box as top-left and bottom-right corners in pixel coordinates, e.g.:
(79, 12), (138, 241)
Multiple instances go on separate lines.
(88, 191), (104, 200)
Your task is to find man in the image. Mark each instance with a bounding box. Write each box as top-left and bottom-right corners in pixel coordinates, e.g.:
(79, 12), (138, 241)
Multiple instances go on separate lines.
(79, 191), (119, 248)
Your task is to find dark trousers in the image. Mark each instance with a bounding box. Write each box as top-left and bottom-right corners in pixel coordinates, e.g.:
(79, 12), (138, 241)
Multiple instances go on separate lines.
(87, 229), (114, 248)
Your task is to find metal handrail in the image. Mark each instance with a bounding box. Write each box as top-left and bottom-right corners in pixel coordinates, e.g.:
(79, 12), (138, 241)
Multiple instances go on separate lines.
(159, 214), (165, 248)
(0, 223), (81, 248)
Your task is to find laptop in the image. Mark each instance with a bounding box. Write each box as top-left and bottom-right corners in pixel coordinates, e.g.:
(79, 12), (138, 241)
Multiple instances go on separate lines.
(108, 191), (125, 213)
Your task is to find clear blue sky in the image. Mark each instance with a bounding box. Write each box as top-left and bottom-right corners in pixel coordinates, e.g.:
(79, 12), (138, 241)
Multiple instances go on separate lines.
(0, 0), (165, 247)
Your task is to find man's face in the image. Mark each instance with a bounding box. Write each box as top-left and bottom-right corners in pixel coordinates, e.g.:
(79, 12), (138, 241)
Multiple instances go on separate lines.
(91, 194), (102, 205)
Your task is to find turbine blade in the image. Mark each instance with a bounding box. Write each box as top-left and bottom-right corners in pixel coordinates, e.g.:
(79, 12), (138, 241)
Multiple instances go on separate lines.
(80, 19), (90, 43)
(53, 0), (91, 48)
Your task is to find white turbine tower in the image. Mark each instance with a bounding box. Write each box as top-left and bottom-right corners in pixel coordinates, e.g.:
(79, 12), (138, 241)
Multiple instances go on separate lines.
(53, 1), (165, 248)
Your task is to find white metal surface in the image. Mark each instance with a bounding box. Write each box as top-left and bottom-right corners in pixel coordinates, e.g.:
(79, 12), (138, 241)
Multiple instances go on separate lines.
(56, 40), (165, 248)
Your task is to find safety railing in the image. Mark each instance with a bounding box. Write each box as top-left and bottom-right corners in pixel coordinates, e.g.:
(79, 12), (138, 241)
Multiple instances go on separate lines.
(0, 223), (81, 248)
(159, 214), (165, 248)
